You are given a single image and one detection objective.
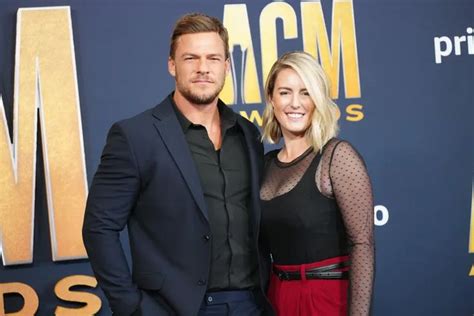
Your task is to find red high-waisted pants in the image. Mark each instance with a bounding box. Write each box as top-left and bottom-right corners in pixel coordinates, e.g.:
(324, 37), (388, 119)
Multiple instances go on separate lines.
(268, 256), (349, 316)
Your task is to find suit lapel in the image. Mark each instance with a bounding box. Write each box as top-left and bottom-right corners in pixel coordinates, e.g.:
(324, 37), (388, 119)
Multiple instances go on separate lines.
(151, 98), (209, 221)
(238, 118), (262, 238)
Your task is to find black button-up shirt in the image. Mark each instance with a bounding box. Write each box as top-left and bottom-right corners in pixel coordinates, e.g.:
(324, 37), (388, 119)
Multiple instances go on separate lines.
(171, 95), (259, 291)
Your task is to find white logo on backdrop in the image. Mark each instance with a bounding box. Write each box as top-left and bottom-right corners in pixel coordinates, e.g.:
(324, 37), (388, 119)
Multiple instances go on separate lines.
(433, 27), (473, 64)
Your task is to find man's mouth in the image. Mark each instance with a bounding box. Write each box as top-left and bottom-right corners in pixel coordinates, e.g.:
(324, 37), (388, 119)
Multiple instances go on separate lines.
(192, 78), (213, 83)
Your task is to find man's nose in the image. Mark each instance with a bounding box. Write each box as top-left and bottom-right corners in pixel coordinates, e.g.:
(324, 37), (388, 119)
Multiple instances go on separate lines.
(197, 59), (210, 73)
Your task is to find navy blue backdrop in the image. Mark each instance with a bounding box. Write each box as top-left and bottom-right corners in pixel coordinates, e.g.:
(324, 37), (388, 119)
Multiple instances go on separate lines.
(0, 0), (472, 315)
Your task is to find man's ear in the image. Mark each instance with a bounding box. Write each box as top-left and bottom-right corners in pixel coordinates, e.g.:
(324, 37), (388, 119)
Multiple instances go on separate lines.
(168, 57), (176, 77)
(225, 58), (230, 74)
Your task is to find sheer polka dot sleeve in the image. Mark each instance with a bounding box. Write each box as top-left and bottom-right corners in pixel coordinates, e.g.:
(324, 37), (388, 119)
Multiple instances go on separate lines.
(329, 141), (375, 316)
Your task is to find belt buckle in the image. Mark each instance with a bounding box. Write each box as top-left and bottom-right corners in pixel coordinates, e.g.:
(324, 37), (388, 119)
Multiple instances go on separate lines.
(277, 271), (289, 281)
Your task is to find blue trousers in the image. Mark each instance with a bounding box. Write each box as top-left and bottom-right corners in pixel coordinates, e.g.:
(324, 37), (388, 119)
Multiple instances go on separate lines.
(198, 290), (263, 316)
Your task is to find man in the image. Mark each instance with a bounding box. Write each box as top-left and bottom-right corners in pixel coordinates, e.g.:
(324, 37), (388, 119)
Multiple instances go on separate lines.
(83, 13), (271, 316)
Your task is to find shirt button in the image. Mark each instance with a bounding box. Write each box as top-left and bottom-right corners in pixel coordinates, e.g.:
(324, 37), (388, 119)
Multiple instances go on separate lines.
(203, 234), (211, 241)
(198, 279), (206, 286)
(207, 296), (213, 303)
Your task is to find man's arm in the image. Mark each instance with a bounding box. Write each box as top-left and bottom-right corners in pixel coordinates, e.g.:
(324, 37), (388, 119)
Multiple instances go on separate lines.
(83, 122), (141, 316)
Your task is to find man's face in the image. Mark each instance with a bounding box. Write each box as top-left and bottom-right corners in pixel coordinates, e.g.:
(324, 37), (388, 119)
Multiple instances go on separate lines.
(168, 32), (229, 105)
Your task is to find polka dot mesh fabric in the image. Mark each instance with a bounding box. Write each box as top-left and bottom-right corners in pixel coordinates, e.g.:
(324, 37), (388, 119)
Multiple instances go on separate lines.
(260, 147), (317, 201)
(261, 138), (374, 315)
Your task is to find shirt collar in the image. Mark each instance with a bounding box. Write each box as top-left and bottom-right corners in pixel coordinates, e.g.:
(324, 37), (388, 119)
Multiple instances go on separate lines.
(169, 92), (237, 133)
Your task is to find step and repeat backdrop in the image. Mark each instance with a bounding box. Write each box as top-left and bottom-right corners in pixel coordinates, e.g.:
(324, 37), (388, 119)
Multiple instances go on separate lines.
(0, 0), (472, 315)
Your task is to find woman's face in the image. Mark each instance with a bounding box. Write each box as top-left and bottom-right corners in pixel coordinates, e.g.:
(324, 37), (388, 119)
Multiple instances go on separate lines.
(271, 68), (315, 139)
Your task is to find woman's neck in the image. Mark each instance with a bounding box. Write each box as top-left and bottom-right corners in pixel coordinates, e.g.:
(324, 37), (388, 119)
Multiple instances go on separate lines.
(278, 137), (312, 163)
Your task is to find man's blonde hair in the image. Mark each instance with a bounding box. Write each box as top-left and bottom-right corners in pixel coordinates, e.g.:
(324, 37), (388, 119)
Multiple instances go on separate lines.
(169, 13), (229, 59)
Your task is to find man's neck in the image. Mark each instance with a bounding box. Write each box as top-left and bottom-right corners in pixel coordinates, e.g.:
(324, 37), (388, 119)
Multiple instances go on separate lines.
(173, 90), (222, 150)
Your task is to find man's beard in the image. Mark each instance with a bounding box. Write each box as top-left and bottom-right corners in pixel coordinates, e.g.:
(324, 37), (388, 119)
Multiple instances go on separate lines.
(176, 76), (225, 105)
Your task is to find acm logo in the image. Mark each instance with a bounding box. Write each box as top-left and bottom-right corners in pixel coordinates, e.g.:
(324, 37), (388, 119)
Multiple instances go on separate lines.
(220, 1), (364, 125)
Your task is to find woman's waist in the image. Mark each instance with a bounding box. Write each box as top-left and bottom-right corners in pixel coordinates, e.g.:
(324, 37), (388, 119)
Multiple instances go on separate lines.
(273, 255), (349, 271)
(272, 255), (350, 281)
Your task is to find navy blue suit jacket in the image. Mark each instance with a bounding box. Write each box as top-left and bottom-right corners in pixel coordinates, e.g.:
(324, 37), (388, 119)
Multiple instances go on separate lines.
(83, 95), (270, 315)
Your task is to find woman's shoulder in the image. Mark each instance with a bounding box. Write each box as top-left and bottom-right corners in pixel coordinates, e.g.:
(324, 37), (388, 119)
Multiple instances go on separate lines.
(264, 148), (280, 159)
(264, 148), (280, 156)
(323, 138), (366, 169)
(323, 138), (358, 155)
(263, 148), (280, 166)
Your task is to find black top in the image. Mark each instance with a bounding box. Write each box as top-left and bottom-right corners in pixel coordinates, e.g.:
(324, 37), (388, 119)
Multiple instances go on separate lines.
(260, 139), (375, 315)
(261, 147), (348, 264)
(171, 95), (259, 291)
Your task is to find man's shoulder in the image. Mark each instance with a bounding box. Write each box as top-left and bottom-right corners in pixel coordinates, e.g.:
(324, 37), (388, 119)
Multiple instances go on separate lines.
(217, 98), (260, 136)
(234, 111), (260, 135)
(116, 107), (154, 126)
(114, 96), (171, 130)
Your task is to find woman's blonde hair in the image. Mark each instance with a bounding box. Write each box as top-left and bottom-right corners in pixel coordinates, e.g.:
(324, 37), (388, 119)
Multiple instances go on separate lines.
(261, 51), (339, 152)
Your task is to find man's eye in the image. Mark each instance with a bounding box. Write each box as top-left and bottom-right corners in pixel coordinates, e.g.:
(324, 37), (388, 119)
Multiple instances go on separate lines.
(279, 91), (289, 96)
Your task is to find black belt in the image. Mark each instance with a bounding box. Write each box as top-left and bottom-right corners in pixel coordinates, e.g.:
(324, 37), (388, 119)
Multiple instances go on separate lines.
(273, 261), (350, 281)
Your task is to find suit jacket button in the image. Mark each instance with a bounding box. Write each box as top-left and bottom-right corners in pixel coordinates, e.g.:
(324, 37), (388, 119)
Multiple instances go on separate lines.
(198, 279), (206, 286)
(203, 234), (211, 241)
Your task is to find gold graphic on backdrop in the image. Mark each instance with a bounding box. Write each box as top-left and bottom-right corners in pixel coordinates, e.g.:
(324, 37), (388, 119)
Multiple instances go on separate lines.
(0, 282), (39, 315)
(259, 2), (298, 89)
(221, 0), (361, 111)
(301, 0), (360, 99)
(222, 4), (261, 104)
(54, 275), (101, 315)
(0, 6), (87, 266)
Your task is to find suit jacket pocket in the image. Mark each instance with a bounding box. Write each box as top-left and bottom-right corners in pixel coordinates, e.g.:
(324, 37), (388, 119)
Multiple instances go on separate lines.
(134, 272), (165, 290)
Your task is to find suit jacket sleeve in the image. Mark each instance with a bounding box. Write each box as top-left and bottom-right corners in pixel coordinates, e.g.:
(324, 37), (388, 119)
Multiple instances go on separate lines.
(83, 122), (141, 316)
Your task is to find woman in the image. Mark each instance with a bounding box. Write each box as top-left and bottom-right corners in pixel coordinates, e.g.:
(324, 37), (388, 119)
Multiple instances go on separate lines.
(260, 51), (374, 316)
